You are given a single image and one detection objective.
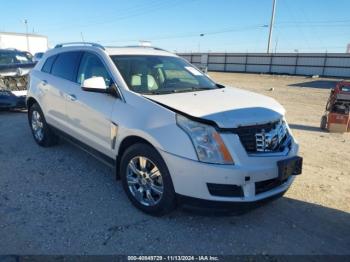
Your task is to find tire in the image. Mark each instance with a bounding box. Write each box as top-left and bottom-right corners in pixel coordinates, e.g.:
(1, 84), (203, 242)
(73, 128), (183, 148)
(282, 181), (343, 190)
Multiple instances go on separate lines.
(120, 143), (176, 216)
(320, 115), (328, 130)
(28, 103), (58, 147)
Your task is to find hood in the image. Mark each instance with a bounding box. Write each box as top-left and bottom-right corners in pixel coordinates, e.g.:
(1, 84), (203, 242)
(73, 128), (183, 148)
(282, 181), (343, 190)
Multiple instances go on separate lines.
(144, 87), (285, 128)
(0, 63), (35, 77)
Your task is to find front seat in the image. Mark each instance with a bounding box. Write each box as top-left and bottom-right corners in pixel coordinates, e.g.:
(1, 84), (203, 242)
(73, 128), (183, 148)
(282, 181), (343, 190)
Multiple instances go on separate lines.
(130, 63), (158, 92)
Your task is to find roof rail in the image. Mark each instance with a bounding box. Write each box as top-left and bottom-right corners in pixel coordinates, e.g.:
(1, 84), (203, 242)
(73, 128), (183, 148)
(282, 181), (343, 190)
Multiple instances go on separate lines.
(124, 45), (168, 52)
(54, 42), (105, 50)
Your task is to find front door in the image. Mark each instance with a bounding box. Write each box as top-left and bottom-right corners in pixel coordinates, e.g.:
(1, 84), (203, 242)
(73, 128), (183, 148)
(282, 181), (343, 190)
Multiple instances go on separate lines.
(65, 52), (116, 157)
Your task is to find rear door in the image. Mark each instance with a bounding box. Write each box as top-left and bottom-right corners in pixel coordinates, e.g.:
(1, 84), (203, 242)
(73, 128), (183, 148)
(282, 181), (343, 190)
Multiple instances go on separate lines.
(40, 51), (82, 133)
(65, 51), (117, 157)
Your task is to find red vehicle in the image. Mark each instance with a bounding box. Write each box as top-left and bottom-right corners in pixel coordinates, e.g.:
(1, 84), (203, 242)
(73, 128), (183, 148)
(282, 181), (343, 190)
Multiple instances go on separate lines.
(321, 81), (350, 132)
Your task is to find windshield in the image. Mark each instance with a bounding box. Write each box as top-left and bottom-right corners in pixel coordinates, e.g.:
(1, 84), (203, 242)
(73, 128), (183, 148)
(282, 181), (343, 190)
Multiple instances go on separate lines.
(0, 51), (33, 65)
(111, 55), (218, 94)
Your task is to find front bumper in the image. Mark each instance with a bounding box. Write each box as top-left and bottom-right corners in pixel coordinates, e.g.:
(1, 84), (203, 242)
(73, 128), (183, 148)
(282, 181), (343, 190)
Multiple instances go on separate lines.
(0, 91), (27, 109)
(177, 190), (287, 213)
(159, 139), (299, 203)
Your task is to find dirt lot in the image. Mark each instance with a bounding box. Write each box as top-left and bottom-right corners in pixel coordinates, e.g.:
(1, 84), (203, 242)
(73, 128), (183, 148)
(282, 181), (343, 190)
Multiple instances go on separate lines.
(0, 72), (349, 255)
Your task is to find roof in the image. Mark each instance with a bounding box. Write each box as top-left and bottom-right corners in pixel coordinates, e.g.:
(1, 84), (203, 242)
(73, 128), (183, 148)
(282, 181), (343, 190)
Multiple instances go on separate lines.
(0, 31), (48, 39)
(105, 46), (176, 57)
(51, 42), (177, 57)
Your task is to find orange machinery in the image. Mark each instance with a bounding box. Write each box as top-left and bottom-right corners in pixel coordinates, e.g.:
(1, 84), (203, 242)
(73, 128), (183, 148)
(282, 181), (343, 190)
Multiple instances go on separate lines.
(321, 81), (350, 133)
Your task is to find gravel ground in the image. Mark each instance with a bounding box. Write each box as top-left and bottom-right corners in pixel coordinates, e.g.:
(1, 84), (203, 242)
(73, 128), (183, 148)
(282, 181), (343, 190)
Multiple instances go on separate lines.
(0, 73), (349, 255)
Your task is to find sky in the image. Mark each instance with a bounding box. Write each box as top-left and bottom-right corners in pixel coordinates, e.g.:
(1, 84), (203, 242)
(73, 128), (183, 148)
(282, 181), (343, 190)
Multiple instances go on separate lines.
(1, 0), (349, 53)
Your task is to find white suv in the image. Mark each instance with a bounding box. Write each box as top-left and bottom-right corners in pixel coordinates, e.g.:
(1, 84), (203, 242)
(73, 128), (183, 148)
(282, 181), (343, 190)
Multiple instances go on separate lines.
(27, 43), (302, 215)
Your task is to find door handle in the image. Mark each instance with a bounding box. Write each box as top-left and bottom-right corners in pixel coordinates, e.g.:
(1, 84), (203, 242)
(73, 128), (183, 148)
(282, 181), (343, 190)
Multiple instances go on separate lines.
(41, 80), (48, 86)
(67, 94), (77, 101)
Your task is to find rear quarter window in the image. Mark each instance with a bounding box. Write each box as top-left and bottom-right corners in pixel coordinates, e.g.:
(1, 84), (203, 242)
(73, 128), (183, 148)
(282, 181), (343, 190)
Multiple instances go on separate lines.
(41, 55), (57, 73)
(51, 52), (82, 82)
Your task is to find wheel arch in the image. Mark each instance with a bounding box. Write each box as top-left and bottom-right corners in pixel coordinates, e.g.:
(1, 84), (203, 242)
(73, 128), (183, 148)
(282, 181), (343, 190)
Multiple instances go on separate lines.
(26, 97), (40, 121)
(26, 96), (39, 110)
(116, 135), (158, 180)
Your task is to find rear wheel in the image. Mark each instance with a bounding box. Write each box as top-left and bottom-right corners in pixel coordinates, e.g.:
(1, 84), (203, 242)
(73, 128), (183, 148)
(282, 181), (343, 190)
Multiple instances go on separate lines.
(120, 143), (176, 216)
(28, 103), (58, 147)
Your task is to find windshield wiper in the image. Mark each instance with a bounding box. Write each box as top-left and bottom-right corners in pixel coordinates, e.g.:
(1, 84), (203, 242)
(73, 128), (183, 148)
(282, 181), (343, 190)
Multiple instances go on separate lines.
(171, 87), (213, 93)
(143, 87), (214, 95)
(143, 90), (174, 95)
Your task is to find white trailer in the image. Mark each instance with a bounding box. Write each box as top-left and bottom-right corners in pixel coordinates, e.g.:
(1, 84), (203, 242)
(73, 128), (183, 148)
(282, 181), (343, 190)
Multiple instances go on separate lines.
(0, 32), (48, 55)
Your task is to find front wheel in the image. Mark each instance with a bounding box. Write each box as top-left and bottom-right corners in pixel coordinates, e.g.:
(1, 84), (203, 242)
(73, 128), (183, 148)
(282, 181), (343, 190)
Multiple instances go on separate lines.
(120, 143), (176, 216)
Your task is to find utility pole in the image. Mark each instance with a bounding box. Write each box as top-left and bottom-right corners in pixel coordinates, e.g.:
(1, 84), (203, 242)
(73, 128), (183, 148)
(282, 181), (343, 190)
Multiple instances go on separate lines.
(24, 19), (29, 52)
(267, 0), (277, 53)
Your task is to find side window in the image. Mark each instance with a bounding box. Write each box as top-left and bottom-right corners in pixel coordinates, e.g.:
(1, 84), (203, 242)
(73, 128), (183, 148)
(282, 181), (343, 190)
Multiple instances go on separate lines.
(51, 52), (82, 82)
(77, 52), (112, 87)
(41, 55), (57, 73)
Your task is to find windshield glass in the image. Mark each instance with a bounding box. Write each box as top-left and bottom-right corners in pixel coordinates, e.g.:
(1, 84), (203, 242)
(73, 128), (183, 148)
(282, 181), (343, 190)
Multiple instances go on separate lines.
(0, 51), (32, 65)
(111, 55), (218, 94)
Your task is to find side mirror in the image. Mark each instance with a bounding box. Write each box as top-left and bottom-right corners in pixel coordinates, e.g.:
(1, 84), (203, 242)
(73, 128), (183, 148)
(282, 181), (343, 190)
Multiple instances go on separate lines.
(81, 77), (107, 93)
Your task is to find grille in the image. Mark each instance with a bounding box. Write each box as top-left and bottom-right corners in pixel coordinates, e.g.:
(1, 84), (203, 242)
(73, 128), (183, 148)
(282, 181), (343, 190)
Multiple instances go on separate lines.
(233, 120), (290, 153)
(255, 178), (287, 195)
(207, 183), (244, 197)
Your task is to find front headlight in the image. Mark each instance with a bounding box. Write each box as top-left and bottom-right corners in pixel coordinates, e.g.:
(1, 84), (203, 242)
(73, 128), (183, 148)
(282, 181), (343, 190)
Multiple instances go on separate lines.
(176, 114), (234, 165)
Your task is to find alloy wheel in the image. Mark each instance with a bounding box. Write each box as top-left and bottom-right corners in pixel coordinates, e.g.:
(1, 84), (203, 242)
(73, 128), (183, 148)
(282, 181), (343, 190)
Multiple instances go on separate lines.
(126, 156), (164, 206)
(31, 110), (44, 141)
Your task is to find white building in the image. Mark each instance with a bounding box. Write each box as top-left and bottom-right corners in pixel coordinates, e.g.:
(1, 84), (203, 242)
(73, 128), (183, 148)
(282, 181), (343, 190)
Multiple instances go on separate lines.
(0, 32), (48, 55)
